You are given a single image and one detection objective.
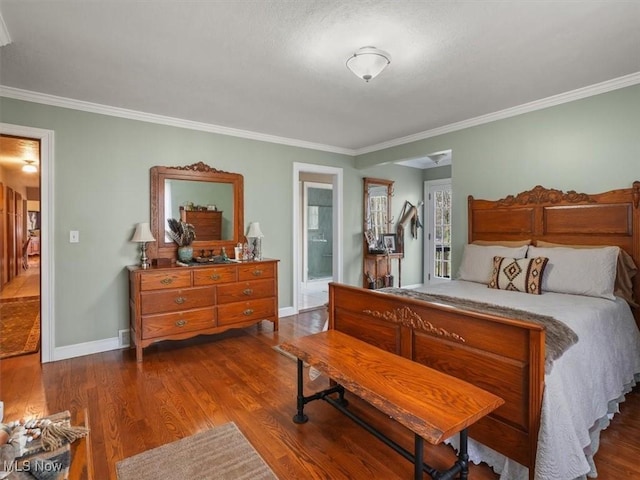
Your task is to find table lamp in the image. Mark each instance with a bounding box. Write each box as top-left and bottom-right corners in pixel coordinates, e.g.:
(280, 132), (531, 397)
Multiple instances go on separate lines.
(246, 222), (264, 261)
(130, 222), (156, 269)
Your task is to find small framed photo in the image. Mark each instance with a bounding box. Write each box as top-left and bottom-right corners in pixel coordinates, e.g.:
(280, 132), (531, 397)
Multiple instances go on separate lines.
(364, 229), (377, 248)
(381, 233), (397, 253)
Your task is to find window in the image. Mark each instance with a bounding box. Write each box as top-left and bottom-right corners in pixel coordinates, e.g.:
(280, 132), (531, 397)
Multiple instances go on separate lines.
(424, 180), (452, 282)
(307, 206), (319, 230)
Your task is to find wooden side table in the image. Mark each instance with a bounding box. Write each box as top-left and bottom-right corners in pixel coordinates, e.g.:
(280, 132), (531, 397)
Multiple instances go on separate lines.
(69, 409), (93, 480)
(363, 252), (403, 289)
(6, 409), (92, 480)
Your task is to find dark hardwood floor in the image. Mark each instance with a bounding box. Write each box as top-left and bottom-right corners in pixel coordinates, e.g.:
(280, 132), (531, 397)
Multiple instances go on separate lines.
(1, 309), (639, 479)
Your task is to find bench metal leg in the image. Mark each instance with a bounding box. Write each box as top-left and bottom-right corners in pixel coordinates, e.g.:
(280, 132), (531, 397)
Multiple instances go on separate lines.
(459, 428), (469, 480)
(293, 359), (309, 424)
(434, 428), (468, 480)
(415, 434), (424, 480)
(292, 364), (472, 480)
(293, 358), (344, 424)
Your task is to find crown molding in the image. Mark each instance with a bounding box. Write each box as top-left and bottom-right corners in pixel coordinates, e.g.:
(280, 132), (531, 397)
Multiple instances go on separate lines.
(2, 71), (639, 158)
(354, 72), (640, 156)
(0, 85), (354, 156)
(0, 12), (11, 47)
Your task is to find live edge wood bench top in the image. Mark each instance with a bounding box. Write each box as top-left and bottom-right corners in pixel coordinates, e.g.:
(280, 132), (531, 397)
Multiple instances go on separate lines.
(280, 330), (504, 445)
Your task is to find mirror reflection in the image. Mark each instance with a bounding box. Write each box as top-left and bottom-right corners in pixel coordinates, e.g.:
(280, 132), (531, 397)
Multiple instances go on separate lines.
(149, 163), (244, 262)
(363, 177), (394, 253)
(367, 184), (390, 237)
(164, 179), (234, 242)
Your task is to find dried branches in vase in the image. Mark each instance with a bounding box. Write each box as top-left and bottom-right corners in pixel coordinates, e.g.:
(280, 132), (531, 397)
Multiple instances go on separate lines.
(167, 218), (196, 246)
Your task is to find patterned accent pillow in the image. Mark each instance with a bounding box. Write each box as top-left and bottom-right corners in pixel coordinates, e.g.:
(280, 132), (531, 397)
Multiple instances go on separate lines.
(488, 256), (549, 294)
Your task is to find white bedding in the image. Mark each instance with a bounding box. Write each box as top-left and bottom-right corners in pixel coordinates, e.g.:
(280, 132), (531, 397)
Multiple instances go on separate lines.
(411, 281), (640, 480)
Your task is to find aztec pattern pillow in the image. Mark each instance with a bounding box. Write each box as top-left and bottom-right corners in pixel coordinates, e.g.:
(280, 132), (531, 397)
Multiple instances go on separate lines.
(488, 256), (549, 294)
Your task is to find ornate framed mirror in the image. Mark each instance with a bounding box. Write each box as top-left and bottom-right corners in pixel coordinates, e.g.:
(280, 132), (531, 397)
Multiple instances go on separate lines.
(363, 177), (400, 289)
(148, 162), (244, 261)
(363, 177), (394, 250)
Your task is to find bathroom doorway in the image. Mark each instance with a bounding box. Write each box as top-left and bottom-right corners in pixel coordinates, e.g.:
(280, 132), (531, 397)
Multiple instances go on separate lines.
(301, 182), (332, 310)
(292, 163), (343, 313)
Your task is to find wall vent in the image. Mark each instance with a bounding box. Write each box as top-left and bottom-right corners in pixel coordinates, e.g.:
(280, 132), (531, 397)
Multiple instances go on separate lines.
(118, 329), (131, 348)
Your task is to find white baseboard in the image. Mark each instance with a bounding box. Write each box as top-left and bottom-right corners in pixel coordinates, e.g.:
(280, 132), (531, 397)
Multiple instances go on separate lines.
(53, 337), (123, 361)
(52, 305), (296, 361)
(278, 306), (296, 318)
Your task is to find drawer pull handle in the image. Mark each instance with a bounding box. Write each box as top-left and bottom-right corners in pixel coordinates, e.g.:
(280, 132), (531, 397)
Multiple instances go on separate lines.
(161, 278), (173, 285)
(174, 296), (186, 304)
(209, 274), (221, 280)
(243, 309), (254, 316)
(243, 289), (254, 296)
(252, 270), (263, 276)
(175, 320), (187, 327)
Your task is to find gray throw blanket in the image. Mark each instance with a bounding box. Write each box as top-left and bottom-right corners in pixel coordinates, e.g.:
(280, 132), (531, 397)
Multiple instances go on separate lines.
(378, 288), (578, 370)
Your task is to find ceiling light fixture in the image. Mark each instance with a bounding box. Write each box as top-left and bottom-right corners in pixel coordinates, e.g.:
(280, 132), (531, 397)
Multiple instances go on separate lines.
(22, 160), (38, 173)
(431, 154), (445, 165)
(346, 46), (391, 83)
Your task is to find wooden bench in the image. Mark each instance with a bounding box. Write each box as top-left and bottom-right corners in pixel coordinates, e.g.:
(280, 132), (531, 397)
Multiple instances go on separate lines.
(280, 330), (504, 479)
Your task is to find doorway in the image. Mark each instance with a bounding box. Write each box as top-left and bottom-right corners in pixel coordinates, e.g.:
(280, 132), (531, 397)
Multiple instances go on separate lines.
(0, 123), (53, 362)
(301, 181), (333, 310)
(0, 134), (42, 360)
(292, 163), (343, 313)
(424, 179), (452, 284)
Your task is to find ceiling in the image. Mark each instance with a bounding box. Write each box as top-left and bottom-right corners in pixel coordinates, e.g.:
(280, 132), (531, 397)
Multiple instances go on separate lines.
(0, 135), (40, 187)
(0, 1), (639, 156)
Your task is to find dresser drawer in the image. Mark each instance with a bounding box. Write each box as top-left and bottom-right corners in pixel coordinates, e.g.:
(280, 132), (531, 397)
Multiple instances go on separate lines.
(140, 271), (191, 291)
(216, 279), (275, 304)
(237, 262), (275, 281)
(142, 308), (215, 339)
(217, 298), (276, 326)
(193, 266), (237, 286)
(141, 286), (216, 315)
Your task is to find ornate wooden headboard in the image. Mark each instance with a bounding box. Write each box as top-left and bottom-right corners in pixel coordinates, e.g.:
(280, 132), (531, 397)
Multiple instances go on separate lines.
(468, 181), (640, 324)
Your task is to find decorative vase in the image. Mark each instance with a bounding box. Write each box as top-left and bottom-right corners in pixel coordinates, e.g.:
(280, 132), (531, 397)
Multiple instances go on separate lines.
(177, 246), (193, 262)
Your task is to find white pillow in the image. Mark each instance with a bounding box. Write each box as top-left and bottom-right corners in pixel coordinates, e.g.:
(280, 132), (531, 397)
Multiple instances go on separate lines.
(457, 244), (529, 284)
(527, 245), (619, 300)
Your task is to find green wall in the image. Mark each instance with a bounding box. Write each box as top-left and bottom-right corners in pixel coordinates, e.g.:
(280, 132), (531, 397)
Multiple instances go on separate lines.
(2, 83), (637, 352)
(423, 165), (452, 181)
(357, 84), (640, 274)
(0, 97), (422, 349)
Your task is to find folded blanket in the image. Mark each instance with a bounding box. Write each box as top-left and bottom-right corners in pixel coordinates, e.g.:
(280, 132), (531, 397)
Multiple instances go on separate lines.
(378, 288), (578, 370)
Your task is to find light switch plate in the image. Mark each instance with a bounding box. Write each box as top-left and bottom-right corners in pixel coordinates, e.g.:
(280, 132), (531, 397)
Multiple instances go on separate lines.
(70, 230), (79, 243)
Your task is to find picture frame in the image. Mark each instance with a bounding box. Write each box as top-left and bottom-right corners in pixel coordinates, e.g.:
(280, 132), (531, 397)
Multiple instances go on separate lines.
(381, 233), (397, 253)
(364, 229), (377, 248)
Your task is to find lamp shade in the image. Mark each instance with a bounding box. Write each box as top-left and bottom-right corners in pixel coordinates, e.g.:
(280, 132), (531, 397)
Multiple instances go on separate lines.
(130, 222), (156, 243)
(346, 46), (391, 82)
(246, 222), (264, 238)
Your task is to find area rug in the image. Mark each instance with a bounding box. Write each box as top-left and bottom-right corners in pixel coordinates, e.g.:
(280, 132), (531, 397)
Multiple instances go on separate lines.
(0, 299), (40, 359)
(116, 422), (278, 480)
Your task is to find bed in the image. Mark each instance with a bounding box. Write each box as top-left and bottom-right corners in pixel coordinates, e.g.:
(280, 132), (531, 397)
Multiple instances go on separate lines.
(327, 182), (640, 480)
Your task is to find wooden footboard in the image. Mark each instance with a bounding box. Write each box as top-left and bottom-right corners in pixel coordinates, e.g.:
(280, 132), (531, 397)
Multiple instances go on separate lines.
(328, 282), (545, 471)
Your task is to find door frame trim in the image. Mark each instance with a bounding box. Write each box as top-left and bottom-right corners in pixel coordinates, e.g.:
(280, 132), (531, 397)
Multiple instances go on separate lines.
(292, 163), (343, 313)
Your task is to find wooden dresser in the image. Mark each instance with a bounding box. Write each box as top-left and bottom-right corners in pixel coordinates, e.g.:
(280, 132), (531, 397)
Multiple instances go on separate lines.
(128, 259), (278, 362)
(180, 209), (223, 240)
